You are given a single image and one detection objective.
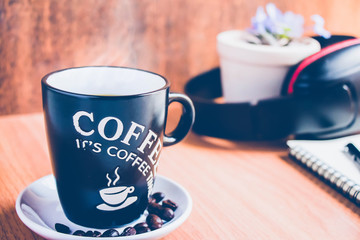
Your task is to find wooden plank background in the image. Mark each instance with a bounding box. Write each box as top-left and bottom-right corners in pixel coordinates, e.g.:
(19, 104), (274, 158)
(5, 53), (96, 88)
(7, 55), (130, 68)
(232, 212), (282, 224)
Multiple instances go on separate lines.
(1, 0), (360, 115)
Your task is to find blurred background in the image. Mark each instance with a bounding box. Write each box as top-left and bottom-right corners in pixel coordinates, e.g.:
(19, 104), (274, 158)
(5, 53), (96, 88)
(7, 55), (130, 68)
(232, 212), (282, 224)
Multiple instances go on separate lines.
(1, 0), (360, 115)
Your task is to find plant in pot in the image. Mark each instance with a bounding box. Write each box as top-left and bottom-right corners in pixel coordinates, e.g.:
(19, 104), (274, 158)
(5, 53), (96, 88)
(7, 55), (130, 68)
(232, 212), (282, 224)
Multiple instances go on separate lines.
(217, 3), (331, 104)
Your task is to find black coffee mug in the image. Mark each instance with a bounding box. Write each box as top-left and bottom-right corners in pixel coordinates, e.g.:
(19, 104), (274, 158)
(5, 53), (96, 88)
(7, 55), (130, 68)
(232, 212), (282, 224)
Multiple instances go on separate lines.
(41, 66), (195, 228)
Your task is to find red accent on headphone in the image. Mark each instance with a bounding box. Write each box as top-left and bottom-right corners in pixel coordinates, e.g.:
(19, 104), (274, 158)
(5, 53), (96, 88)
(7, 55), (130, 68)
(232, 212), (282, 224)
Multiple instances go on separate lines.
(287, 38), (360, 94)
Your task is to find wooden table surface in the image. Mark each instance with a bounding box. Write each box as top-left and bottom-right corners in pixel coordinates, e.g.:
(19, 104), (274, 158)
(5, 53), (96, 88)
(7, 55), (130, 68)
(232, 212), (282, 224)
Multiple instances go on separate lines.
(1, 113), (360, 240)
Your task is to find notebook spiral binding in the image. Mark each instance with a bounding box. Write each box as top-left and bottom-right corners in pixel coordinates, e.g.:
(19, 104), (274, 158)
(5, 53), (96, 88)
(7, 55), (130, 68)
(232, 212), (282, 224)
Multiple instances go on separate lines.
(289, 146), (360, 206)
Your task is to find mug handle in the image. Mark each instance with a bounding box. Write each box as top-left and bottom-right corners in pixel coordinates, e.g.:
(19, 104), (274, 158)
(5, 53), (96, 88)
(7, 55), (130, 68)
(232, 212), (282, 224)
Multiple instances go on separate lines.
(163, 92), (195, 147)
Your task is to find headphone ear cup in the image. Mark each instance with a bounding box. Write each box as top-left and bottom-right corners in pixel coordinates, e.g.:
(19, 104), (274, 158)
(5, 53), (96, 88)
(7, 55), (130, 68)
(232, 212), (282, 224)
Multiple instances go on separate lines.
(282, 37), (360, 96)
(294, 83), (357, 139)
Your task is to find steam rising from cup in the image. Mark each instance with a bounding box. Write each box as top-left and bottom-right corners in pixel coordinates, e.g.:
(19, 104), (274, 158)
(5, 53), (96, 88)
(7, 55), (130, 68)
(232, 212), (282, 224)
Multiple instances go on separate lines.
(106, 167), (120, 187)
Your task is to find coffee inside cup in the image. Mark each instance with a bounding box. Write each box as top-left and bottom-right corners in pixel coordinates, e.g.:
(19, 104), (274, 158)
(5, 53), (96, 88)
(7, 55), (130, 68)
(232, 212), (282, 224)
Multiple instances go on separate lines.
(46, 67), (166, 96)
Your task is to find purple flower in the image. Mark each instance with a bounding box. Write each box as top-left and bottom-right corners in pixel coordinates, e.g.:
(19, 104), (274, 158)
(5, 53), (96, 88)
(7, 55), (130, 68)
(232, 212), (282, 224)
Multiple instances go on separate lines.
(264, 3), (285, 35)
(248, 3), (331, 45)
(311, 14), (331, 39)
(282, 11), (304, 38)
(251, 6), (267, 34)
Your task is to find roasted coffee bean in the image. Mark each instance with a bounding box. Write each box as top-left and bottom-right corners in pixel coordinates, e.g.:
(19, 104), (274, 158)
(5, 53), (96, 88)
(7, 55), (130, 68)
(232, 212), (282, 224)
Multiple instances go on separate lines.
(147, 201), (163, 215)
(120, 227), (136, 236)
(134, 222), (151, 234)
(159, 207), (175, 221)
(162, 199), (178, 211)
(135, 226), (151, 234)
(85, 230), (94, 236)
(151, 192), (165, 202)
(55, 223), (71, 234)
(73, 230), (86, 236)
(101, 229), (120, 237)
(93, 231), (101, 237)
(134, 222), (148, 229)
(146, 214), (163, 230)
(83, 230), (101, 237)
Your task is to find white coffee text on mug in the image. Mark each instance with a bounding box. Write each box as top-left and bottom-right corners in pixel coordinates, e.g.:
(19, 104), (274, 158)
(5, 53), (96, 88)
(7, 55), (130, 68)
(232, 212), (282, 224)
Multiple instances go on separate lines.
(73, 111), (162, 166)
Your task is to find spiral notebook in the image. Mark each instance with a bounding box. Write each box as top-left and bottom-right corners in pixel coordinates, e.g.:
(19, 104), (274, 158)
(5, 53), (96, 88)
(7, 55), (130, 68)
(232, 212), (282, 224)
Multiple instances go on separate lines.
(287, 134), (360, 206)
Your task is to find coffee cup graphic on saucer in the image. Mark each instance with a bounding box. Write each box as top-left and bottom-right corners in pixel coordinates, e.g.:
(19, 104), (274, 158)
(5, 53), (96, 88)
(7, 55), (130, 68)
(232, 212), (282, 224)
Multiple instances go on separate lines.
(97, 167), (138, 211)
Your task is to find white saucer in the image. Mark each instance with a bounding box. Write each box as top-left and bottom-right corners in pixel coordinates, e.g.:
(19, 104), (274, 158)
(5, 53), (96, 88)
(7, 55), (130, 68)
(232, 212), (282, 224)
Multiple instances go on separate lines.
(16, 175), (192, 240)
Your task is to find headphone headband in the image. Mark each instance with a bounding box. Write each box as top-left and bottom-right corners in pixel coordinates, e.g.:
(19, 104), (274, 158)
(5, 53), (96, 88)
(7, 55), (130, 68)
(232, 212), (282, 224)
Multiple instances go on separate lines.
(185, 67), (356, 140)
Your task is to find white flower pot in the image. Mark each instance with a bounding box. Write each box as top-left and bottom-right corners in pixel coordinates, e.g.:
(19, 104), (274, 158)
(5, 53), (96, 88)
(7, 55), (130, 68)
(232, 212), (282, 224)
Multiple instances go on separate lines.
(217, 30), (321, 104)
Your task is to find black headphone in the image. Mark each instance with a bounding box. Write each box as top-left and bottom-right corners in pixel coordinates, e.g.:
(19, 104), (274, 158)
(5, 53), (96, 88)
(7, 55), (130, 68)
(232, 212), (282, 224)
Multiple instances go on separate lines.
(185, 36), (360, 140)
